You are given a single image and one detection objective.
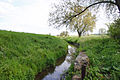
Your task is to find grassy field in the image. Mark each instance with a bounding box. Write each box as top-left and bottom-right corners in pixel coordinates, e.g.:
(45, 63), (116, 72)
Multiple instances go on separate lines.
(64, 35), (120, 80)
(0, 30), (68, 80)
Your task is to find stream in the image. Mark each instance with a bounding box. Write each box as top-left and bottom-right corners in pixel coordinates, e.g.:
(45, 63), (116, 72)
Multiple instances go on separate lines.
(35, 45), (76, 80)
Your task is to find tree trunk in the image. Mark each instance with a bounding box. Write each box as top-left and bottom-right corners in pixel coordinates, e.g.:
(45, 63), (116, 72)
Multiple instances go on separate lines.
(115, 0), (120, 12)
(77, 30), (82, 37)
(78, 32), (82, 37)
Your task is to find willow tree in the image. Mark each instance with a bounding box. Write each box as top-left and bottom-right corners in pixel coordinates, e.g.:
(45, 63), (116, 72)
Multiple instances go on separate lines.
(49, 0), (96, 37)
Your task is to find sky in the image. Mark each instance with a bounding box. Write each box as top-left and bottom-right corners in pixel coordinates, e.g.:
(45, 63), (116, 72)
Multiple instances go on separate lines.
(0, 0), (112, 36)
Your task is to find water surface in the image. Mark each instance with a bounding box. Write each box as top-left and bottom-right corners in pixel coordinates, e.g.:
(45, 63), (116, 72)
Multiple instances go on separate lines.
(35, 45), (76, 80)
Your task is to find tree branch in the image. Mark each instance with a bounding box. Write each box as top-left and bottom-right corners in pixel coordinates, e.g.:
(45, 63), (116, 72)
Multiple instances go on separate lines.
(115, 0), (120, 12)
(63, 1), (117, 24)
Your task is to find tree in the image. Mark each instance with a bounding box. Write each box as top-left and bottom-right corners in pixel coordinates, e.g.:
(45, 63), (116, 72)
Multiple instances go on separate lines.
(69, 10), (95, 37)
(99, 28), (106, 35)
(59, 31), (69, 37)
(65, 0), (120, 22)
(78, 0), (120, 13)
(108, 18), (120, 39)
(49, 0), (96, 37)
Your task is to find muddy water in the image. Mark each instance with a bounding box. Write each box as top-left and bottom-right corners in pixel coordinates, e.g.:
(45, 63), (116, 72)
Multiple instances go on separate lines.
(35, 45), (76, 80)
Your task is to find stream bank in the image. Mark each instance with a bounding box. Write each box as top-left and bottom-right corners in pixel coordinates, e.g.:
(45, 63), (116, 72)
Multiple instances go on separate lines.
(35, 45), (76, 80)
(63, 36), (120, 79)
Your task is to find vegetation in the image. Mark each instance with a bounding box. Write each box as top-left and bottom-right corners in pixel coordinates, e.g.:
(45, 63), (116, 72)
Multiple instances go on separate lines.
(63, 0), (119, 21)
(59, 31), (69, 37)
(69, 9), (96, 37)
(78, 0), (120, 13)
(49, 0), (119, 34)
(108, 18), (120, 39)
(49, 0), (96, 37)
(81, 0), (120, 12)
(64, 35), (120, 80)
(99, 28), (106, 35)
(0, 30), (68, 80)
(65, 63), (74, 80)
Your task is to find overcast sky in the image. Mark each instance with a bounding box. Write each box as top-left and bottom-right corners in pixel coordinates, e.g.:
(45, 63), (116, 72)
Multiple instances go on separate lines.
(0, 0), (111, 35)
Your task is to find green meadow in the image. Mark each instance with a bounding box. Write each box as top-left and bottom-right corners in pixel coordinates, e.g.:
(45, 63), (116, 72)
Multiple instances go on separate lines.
(64, 35), (120, 80)
(0, 30), (68, 80)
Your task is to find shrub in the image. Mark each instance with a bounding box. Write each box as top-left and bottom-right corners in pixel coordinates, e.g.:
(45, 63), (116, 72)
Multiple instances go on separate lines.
(59, 31), (69, 37)
(108, 18), (120, 39)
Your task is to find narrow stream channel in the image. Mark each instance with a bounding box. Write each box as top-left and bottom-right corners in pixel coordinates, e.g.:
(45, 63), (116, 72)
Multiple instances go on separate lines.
(35, 45), (76, 80)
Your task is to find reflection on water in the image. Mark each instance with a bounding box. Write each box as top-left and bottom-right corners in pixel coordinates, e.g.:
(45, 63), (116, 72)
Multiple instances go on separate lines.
(35, 45), (76, 80)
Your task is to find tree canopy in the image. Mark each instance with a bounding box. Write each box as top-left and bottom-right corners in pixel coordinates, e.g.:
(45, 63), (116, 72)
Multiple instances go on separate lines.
(66, 0), (120, 21)
(49, 0), (96, 37)
(68, 8), (96, 37)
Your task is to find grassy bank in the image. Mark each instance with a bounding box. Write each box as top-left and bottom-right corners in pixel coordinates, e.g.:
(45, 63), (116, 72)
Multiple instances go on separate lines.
(0, 30), (68, 80)
(64, 35), (120, 80)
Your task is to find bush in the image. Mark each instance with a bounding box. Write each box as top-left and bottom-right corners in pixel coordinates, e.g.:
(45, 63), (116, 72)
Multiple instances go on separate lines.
(108, 18), (120, 39)
(59, 31), (69, 37)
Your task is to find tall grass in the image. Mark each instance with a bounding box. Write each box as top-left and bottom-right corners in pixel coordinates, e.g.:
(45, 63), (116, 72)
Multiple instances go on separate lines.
(0, 30), (68, 80)
(64, 35), (120, 79)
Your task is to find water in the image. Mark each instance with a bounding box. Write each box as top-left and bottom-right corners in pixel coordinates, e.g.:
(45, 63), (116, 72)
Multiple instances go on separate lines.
(35, 45), (76, 80)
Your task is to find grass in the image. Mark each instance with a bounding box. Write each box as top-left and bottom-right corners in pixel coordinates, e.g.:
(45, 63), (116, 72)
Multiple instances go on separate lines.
(64, 35), (120, 80)
(0, 30), (68, 80)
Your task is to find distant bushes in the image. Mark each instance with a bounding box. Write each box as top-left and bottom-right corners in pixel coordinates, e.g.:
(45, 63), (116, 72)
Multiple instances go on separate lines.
(108, 18), (120, 39)
(57, 31), (69, 37)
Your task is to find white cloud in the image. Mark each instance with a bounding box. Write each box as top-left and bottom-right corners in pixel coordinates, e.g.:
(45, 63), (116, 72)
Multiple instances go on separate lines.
(0, 2), (16, 15)
(7, 0), (14, 3)
(0, 0), (51, 34)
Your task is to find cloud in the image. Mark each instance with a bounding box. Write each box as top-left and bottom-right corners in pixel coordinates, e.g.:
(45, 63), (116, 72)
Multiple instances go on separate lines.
(7, 0), (14, 3)
(0, 0), (55, 34)
(0, 1), (17, 15)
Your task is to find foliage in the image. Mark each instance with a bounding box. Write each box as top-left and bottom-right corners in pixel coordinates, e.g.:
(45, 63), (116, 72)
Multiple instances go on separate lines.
(59, 31), (69, 37)
(0, 30), (68, 80)
(64, 35), (120, 79)
(69, 0), (119, 19)
(99, 28), (106, 35)
(49, 0), (96, 37)
(69, 8), (96, 37)
(108, 18), (120, 39)
(65, 63), (74, 80)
